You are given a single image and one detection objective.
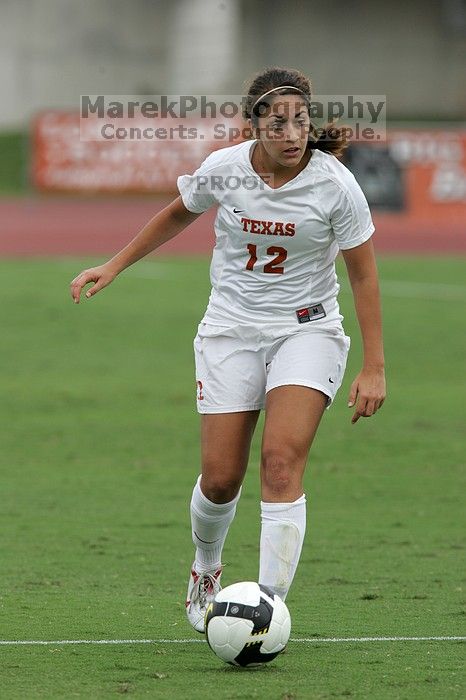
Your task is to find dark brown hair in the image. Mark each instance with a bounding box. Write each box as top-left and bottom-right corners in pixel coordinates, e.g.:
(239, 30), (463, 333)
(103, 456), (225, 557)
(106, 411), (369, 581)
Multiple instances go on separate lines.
(243, 66), (348, 158)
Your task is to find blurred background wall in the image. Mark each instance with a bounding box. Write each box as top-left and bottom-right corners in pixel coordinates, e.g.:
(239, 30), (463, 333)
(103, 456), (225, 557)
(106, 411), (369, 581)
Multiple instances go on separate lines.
(0, 0), (465, 129)
(0, 0), (464, 256)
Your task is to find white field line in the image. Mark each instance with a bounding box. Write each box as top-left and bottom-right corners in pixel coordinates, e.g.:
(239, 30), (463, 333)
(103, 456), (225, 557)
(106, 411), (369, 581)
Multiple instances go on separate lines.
(380, 280), (466, 302)
(342, 280), (466, 302)
(123, 267), (466, 302)
(0, 636), (464, 647)
(123, 263), (175, 279)
(61, 256), (466, 302)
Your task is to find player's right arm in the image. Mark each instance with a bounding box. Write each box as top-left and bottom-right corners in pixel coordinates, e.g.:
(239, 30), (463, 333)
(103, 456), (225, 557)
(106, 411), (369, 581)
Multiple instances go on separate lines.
(70, 196), (200, 303)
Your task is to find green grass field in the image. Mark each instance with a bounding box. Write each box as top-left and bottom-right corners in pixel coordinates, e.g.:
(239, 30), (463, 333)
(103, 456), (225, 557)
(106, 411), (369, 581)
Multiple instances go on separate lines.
(0, 255), (465, 699)
(0, 132), (27, 194)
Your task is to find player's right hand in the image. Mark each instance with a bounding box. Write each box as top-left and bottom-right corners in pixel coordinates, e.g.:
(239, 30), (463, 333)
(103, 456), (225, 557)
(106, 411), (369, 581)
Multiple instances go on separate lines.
(70, 264), (117, 304)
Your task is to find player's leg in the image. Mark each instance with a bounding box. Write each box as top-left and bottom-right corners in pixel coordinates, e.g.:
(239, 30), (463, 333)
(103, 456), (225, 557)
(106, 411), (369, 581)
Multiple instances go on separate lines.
(258, 386), (326, 600)
(193, 410), (260, 568)
(187, 410), (260, 632)
(187, 324), (265, 631)
(258, 327), (350, 600)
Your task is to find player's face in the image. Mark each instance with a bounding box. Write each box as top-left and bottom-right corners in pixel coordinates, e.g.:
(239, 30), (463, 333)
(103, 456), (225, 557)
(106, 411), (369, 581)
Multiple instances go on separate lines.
(254, 95), (311, 167)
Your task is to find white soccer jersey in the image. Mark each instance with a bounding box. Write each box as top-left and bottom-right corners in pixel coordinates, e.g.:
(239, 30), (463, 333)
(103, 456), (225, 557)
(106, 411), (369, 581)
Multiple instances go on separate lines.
(177, 140), (374, 326)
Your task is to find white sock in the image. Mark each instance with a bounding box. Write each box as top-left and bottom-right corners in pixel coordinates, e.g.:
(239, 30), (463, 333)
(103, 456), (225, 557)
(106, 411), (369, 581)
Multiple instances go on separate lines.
(190, 475), (241, 573)
(258, 495), (306, 601)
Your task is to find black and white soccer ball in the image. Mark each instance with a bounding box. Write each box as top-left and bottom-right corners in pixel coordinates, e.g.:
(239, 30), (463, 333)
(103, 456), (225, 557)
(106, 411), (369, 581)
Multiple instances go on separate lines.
(205, 581), (291, 667)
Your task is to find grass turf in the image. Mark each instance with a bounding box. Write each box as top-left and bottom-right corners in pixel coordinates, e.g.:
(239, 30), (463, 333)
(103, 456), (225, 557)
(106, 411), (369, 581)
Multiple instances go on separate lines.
(0, 255), (465, 699)
(0, 132), (28, 194)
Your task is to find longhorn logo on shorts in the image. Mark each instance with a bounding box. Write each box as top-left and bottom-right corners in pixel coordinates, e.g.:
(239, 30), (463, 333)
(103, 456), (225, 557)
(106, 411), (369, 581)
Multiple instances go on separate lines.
(196, 380), (204, 401)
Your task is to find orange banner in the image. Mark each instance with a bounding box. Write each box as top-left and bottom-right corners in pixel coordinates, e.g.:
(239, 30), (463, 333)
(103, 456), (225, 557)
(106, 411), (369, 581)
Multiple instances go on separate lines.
(391, 130), (466, 219)
(31, 111), (242, 193)
(31, 112), (466, 229)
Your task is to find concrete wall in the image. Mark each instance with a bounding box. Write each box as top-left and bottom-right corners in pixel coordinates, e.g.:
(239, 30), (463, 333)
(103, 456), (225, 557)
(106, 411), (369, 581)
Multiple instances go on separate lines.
(238, 0), (466, 120)
(0, 0), (173, 128)
(0, 0), (464, 128)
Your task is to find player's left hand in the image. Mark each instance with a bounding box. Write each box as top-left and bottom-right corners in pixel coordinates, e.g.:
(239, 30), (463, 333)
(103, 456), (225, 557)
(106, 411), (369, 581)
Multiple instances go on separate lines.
(348, 367), (386, 424)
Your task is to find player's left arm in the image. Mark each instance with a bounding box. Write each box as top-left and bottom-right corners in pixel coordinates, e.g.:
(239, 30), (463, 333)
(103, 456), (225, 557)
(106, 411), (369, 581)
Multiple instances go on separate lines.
(341, 238), (386, 424)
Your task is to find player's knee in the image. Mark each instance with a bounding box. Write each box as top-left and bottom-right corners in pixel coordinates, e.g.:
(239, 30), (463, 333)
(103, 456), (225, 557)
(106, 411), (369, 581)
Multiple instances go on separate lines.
(261, 446), (297, 496)
(201, 469), (242, 504)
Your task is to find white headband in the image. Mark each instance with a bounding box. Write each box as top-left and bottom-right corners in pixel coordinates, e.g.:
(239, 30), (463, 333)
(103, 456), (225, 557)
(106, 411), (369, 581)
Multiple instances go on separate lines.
(251, 85), (307, 114)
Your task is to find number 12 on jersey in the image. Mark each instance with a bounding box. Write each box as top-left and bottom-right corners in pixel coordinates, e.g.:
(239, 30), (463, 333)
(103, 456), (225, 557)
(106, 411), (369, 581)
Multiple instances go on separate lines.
(246, 244), (287, 274)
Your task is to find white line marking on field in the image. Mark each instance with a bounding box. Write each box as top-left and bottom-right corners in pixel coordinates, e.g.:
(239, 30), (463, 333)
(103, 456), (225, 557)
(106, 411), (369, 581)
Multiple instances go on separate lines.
(340, 280), (466, 302)
(124, 263), (176, 279)
(291, 636), (466, 643)
(123, 269), (466, 301)
(0, 636), (464, 647)
(380, 280), (466, 302)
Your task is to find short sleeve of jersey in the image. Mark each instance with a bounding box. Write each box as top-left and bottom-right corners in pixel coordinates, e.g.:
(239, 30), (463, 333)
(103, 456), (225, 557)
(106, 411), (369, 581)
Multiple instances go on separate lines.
(329, 175), (375, 250)
(177, 153), (219, 214)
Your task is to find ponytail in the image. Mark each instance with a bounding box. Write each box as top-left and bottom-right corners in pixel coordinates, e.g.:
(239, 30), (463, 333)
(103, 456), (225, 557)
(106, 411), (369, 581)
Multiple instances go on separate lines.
(308, 122), (349, 159)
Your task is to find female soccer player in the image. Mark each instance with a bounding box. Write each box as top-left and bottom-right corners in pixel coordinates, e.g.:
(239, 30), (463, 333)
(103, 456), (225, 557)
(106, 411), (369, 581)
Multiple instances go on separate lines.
(70, 67), (386, 633)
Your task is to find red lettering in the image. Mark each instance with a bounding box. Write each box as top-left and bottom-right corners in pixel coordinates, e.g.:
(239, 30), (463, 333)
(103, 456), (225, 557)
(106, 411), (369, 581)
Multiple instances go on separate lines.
(241, 218), (296, 237)
(246, 243), (257, 270)
(245, 245), (288, 274)
(264, 246), (287, 274)
(261, 220), (273, 235)
(241, 217), (250, 232)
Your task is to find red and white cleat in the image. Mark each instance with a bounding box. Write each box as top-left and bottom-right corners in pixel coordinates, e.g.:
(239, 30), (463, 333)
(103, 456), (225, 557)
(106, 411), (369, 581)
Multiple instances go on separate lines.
(185, 565), (223, 633)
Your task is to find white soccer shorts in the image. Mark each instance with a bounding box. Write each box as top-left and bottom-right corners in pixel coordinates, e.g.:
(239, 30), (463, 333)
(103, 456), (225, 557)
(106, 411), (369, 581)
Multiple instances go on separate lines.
(193, 322), (351, 413)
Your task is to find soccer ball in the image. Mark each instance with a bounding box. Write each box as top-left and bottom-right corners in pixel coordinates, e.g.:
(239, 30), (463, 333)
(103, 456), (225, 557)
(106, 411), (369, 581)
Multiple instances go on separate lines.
(205, 581), (291, 667)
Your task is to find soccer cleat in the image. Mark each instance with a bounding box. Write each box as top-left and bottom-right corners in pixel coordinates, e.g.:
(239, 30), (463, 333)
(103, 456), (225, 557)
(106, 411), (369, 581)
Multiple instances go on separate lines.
(185, 565), (223, 633)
